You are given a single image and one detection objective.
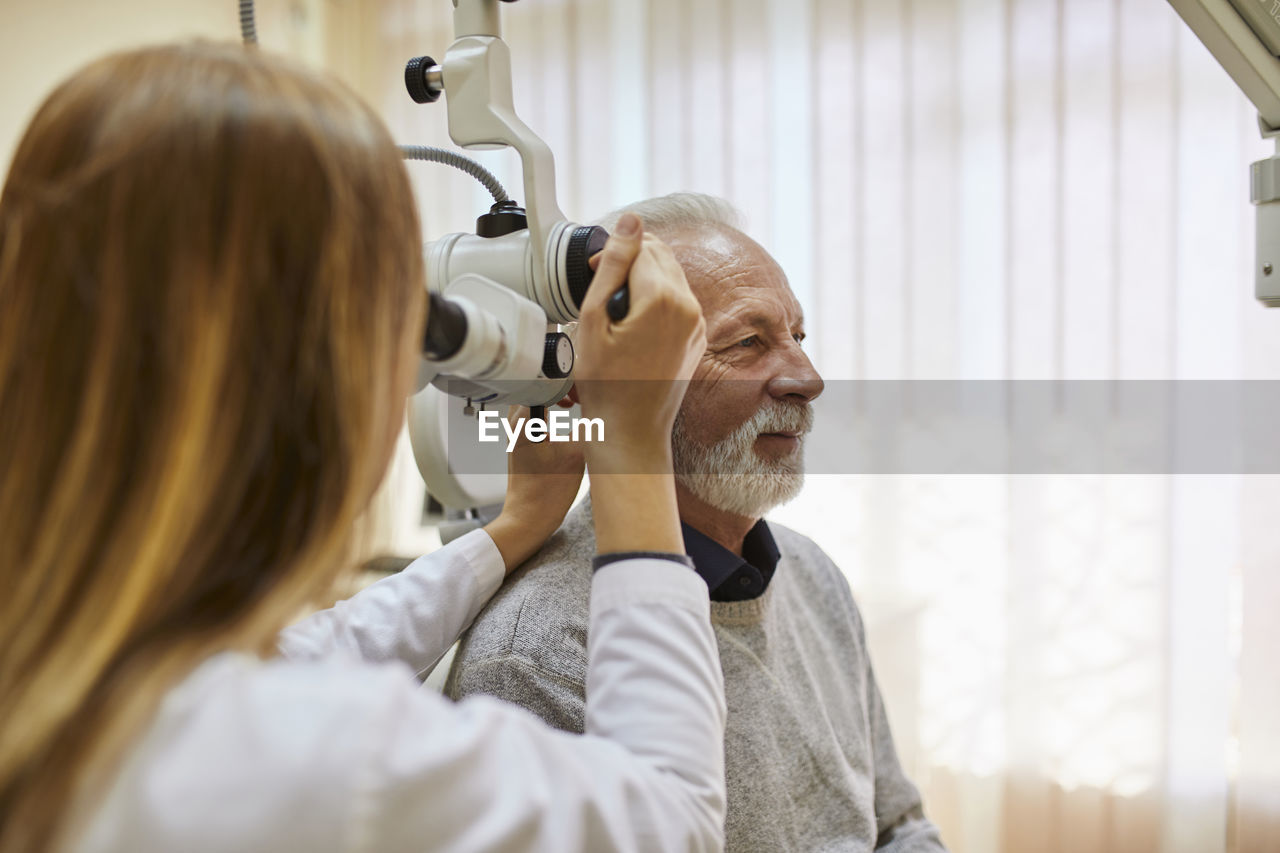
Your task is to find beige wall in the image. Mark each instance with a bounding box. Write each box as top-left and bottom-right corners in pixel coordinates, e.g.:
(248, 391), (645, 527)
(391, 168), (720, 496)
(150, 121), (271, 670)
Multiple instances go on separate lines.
(0, 0), (404, 556)
(0, 0), (380, 174)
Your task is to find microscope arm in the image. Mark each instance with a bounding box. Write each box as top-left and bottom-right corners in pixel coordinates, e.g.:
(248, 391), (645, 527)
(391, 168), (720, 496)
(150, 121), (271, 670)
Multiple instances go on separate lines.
(443, 0), (567, 297)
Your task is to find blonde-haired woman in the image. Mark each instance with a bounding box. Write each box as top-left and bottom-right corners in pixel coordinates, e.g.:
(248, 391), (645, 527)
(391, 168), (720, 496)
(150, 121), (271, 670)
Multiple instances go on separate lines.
(0, 42), (720, 852)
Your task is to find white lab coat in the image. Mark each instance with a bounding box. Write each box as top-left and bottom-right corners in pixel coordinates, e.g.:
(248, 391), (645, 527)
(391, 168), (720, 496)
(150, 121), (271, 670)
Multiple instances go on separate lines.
(73, 529), (727, 852)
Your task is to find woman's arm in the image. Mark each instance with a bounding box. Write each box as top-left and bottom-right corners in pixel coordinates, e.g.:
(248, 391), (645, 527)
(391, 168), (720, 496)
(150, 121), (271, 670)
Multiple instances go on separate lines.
(279, 398), (587, 672)
(346, 555), (724, 853)
(278, 433), (584, 672)
(276, 527), (504, 674)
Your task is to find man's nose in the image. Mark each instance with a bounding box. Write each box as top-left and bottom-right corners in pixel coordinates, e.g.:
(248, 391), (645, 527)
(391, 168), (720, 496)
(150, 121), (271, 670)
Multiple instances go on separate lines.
(767, 348), (824, 403)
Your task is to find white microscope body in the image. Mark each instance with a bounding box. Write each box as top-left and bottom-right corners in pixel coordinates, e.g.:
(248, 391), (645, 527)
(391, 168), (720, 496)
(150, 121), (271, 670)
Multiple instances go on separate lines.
(406, 0), (614, 508)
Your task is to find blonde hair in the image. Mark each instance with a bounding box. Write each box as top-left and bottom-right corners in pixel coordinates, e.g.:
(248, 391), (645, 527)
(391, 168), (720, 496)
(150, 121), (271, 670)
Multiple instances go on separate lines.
(0, 42), (424, 850)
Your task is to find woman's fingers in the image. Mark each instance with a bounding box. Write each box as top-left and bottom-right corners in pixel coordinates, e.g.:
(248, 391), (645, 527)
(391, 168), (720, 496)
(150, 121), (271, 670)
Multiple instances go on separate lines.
(579, 213), (642, 318)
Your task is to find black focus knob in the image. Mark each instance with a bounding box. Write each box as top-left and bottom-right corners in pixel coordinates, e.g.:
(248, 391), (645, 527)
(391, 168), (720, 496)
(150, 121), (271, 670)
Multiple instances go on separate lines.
(542, 332), (574, 379)
(405, 55), (442, 104)
(565, 225), (610, 310)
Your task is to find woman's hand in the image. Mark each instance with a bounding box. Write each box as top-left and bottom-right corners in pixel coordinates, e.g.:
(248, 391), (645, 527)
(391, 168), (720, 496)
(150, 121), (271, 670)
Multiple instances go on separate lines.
(570, 213), (706, 555)
(484, 403), (585, 574)
(573, 214), (706, 455)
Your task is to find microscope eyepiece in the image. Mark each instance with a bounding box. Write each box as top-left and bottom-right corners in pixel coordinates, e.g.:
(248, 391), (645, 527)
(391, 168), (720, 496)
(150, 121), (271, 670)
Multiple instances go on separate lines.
(423, 291), (469, 360)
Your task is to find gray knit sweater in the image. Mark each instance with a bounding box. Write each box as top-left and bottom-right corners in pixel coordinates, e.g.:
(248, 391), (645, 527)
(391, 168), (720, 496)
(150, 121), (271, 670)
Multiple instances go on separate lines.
(446, 499), (947, 852)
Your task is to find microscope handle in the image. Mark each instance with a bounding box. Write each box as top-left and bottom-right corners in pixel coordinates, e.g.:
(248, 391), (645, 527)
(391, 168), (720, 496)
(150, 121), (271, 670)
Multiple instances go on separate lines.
(606, 285), (630, 322)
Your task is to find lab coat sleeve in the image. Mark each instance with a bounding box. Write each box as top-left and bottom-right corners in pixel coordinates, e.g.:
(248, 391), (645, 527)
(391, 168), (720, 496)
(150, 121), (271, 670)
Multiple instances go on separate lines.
(277, 528), (503, 677)
(360, 558), (728, 853)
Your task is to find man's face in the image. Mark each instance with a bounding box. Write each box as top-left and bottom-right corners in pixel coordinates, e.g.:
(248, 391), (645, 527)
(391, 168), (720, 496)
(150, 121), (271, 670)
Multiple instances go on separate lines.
(668, 225), (825, 519)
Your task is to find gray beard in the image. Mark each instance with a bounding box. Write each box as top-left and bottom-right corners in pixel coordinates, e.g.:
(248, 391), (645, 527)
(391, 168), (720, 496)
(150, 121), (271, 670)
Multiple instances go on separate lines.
(671, 401), (812, 520)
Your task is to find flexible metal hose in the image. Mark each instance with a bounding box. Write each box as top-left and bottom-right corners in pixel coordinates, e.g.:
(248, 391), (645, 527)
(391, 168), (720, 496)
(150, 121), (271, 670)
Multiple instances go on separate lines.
(239, 0), (258, 45)
(398, 145), (510, 205)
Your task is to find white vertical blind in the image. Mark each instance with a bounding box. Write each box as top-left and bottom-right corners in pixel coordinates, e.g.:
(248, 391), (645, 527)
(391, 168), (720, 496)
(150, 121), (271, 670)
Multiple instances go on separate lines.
(361, 2), (1280, 850)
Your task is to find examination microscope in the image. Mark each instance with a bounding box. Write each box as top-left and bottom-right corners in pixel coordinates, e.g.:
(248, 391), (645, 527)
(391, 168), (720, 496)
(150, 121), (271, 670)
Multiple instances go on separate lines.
(395, 0), (631, 511)
(402, 0), (628, 408)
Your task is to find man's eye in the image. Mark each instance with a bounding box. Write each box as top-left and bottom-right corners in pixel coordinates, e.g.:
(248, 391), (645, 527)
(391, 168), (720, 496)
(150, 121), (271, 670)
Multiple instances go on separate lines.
(793, 332), (806, 344)
(738, 336), (758, 348)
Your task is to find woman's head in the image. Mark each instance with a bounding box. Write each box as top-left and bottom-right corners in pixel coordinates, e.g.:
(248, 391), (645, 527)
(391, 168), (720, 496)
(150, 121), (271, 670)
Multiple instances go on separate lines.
(0, 42), (424, 848)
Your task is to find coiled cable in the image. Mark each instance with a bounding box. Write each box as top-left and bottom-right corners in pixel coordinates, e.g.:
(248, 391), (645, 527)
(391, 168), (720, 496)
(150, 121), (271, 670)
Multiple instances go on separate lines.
(239, 0), (257, 45)
(398, 145), (510, 205)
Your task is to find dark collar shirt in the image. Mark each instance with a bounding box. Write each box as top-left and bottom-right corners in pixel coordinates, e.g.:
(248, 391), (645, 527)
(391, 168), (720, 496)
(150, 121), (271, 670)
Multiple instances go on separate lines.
(680, 519), (781, 602)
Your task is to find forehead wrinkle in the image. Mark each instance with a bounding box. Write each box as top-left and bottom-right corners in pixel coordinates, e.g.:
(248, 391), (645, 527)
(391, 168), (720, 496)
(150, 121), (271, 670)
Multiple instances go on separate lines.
(666, 224), (805, 332)
(673, 245), (742, 289)
(666, 224), (753, 280)
(713, 276), (804, 327)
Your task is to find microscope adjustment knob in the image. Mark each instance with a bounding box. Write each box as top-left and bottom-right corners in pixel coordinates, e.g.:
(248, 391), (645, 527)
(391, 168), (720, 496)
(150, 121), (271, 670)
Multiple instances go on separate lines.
(405, 55), (443, 104)
(565, 225), (610, 310)
(542, 332), (574, 379)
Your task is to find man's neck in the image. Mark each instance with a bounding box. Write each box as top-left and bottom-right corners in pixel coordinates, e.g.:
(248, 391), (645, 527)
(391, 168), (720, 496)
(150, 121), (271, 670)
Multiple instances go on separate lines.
(675, 483), (759, 556)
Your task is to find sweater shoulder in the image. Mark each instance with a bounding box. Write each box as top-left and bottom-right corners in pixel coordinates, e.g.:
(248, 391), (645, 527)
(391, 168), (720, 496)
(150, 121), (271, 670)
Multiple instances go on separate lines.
(448, 503), (595, 691)
(765, 520), (868, 632)
(767, 521), (849, 592)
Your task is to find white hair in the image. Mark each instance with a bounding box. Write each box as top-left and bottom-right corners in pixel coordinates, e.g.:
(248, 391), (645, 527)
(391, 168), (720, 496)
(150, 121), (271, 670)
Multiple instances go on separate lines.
(594, 192), (745, 240)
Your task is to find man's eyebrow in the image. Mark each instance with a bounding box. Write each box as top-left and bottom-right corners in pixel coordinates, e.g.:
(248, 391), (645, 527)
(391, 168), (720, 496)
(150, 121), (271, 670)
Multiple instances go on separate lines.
(712, 311), (806, 338)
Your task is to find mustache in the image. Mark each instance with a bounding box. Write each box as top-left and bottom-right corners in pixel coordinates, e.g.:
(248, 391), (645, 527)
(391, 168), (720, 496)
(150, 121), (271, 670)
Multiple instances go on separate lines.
(672, 400), (816, 452)
(747, 399), (808, 432)
(747, 401), (814, 436)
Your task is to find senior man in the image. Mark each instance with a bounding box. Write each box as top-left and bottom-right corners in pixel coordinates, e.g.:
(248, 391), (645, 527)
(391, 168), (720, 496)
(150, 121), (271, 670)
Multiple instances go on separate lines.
(446, 193), (946, 852)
